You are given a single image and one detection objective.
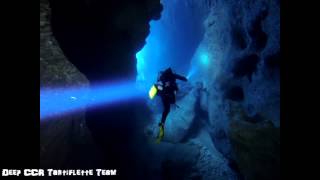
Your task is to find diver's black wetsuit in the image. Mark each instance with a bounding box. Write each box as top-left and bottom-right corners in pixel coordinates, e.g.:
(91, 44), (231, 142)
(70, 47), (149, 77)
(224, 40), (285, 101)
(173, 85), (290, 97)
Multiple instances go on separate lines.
(157, 68), (187, 125)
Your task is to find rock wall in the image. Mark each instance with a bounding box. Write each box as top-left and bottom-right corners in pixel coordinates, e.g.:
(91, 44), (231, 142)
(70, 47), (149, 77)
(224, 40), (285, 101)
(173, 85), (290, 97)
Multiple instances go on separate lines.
(145, 0), (280, 179)
(40, 0), (102, 169)
(189, 0), (280, 179)
(40, 0), (88, 88)
(49, 0), (163, 82)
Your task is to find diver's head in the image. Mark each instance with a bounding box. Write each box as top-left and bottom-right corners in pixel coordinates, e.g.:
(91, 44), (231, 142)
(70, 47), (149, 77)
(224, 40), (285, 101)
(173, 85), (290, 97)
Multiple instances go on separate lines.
(164, 68), (173, 74)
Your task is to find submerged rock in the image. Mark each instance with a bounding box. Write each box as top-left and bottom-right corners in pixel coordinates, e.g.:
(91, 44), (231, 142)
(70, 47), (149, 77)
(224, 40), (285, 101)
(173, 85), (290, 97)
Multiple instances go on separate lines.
(159, 138), (237, 180)
(228, 103), (280, 180)
(229, 119), (280, 180)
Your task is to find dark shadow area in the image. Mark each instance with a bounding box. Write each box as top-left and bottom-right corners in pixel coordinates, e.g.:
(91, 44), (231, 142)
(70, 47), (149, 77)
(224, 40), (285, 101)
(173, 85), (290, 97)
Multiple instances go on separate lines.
(232, 54), (260, 82)
(248, 7), (269, 51)
(49, 0), (162, 82)
(224, 86), (245, 102)
(232, 27), (248, 50)
(84, 100), (150, 178)
(265, 51), (280, 70)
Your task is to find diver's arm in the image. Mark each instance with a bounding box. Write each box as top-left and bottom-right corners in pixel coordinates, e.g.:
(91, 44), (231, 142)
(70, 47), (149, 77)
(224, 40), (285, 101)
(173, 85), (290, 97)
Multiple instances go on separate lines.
(174, 73), (188, 81)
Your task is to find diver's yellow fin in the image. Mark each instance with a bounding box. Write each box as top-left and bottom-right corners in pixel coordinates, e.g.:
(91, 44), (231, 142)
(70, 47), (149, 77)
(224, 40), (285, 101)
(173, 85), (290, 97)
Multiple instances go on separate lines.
(156, 125), (164, 144)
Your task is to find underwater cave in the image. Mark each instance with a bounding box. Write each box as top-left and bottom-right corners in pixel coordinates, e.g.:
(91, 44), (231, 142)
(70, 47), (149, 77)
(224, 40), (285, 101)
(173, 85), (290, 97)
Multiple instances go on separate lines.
(40, 0), (280, 179)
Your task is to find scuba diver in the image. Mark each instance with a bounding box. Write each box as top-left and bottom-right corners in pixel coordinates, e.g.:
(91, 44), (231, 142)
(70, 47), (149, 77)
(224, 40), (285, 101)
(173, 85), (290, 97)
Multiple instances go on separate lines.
(153, 68), (187, 142)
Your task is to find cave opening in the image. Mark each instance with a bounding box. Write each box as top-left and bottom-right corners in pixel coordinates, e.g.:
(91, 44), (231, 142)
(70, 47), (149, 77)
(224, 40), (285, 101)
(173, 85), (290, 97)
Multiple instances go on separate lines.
(135, 0), (209, 91)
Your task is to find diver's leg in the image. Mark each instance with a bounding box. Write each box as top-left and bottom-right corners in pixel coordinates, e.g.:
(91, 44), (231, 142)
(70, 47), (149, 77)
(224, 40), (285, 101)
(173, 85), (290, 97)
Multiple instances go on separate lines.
(161, 101), (170, 124)
(157, 97), (169, 143)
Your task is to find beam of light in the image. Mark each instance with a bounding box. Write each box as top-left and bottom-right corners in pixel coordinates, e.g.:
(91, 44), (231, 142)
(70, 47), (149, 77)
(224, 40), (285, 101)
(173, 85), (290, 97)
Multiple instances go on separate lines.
(187, 67), (197, 79)
(40, 80), (145, 120)
(187, 49), (211, 79)
(200, 52), (210, 67)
